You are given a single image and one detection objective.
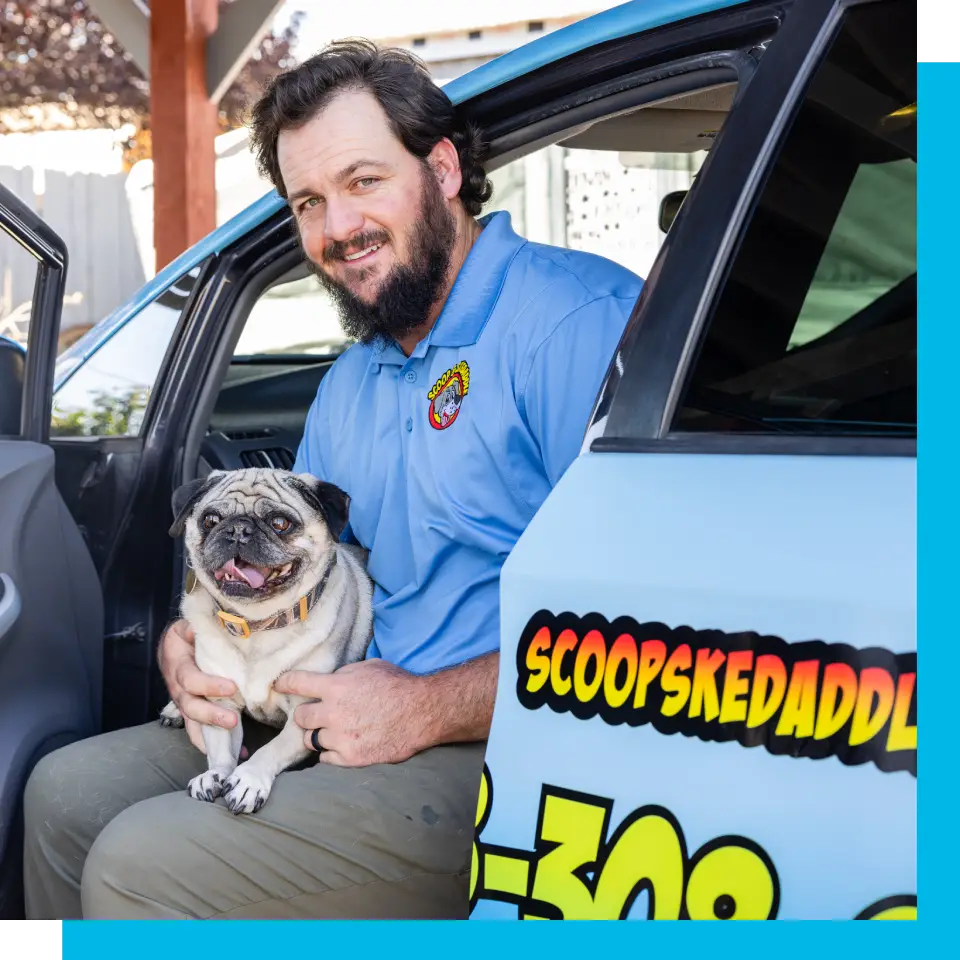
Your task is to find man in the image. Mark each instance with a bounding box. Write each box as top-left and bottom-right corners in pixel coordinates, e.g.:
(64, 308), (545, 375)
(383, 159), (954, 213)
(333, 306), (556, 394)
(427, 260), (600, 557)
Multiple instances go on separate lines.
(23, 39), (642, 920)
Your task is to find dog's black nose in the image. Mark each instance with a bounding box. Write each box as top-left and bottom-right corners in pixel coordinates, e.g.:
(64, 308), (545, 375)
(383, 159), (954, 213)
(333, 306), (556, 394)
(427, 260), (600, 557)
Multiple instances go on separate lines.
(225, 519), (255, 543)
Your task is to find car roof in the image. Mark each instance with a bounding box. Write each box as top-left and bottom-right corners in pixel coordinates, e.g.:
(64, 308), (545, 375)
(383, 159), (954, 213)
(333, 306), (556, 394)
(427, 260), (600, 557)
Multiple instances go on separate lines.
(55, 0), (746, 383)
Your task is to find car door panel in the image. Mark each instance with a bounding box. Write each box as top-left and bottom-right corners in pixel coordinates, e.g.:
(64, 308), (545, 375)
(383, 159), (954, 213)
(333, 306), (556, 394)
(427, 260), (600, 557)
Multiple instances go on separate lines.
(0, 441), (103, 917)
(473, 452), (915, 920)
(0, 184), (104, 917)
(0, 573), (20, 643)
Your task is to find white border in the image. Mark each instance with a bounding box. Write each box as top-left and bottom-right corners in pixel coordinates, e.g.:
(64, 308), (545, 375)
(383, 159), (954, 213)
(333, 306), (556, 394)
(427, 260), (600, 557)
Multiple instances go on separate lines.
(0, 920), (61, 957)
(918, 0), (955, 63)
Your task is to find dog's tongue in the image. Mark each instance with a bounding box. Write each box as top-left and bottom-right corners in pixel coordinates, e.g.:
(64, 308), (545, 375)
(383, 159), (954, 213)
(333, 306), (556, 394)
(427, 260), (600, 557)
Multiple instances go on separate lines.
(218, 559), (266, 589)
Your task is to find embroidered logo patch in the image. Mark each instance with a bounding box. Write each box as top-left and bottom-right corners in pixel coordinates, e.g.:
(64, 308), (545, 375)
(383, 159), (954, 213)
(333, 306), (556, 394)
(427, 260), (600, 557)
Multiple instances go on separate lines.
(427, 361), (470, 430)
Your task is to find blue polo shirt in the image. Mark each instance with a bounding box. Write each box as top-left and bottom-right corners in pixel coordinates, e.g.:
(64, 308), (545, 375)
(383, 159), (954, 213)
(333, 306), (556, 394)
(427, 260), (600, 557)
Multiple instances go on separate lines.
(293, 211), (642, 674)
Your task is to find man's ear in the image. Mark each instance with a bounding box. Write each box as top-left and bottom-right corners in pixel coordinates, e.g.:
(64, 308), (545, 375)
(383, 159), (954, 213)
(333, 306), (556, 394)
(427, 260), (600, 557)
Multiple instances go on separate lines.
(428, 138), (462, 202)
(286, 474), (350, 541)
(169, 476), (217, 538)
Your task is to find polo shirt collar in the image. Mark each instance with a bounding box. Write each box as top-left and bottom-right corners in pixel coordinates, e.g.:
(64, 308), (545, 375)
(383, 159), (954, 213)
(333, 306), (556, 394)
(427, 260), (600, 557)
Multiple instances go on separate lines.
(369, 211), (525, 370)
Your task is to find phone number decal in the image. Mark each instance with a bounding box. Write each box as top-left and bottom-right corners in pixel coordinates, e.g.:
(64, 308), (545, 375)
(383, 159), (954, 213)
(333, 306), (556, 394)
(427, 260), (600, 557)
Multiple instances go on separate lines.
(470, 766), (916, 920)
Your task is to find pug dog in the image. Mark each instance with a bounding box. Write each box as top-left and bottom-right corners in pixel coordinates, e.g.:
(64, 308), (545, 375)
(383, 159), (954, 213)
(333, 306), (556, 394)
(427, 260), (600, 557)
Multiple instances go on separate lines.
(160, 467), (373, 814)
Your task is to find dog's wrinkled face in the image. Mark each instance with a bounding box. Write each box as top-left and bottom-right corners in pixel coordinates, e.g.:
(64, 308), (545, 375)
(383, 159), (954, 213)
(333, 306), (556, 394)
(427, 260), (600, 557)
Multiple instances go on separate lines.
(170, 469), (349, 615)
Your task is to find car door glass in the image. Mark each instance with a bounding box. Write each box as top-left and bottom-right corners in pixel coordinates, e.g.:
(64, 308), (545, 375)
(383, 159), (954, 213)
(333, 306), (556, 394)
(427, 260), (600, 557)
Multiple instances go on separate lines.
(673, 0), (916, 437)
(486, 143), (709, 281)
(0, 225), (37, 437)
(233, 273), (349, 358)
(50, 266), (203, 437)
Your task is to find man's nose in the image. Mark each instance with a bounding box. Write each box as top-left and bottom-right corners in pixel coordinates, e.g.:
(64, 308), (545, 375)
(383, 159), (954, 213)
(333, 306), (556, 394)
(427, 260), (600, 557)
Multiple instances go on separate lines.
(324, 196), (364, 244)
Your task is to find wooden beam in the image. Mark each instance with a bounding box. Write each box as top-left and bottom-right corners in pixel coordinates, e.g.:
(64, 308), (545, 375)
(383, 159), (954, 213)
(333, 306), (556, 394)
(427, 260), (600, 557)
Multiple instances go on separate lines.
(150, 0), (219, 271)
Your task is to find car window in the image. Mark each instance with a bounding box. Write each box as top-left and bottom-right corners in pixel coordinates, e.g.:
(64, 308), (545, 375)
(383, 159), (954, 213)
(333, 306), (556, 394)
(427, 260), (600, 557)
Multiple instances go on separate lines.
(486, 143), (708, 281)
(233, 274), (349, 358)
(50, 266), (203, 438)
(673, 0), (916, 437)
(0, 223), (39, 438)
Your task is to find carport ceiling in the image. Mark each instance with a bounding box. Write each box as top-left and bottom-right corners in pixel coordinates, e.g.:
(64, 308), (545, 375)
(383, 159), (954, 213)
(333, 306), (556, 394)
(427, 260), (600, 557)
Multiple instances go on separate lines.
(87, 0), (284, 103)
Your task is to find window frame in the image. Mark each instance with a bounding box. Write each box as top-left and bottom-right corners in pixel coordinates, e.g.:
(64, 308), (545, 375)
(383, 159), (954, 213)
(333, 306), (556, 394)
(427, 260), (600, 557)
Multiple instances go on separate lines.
(0, 181), (68, 443)
(590, 0), (915, 458)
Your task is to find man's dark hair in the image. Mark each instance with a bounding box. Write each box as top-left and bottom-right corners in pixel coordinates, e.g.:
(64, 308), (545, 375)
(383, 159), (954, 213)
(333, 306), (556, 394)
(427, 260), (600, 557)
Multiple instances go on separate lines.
(249, 38), (493, 216)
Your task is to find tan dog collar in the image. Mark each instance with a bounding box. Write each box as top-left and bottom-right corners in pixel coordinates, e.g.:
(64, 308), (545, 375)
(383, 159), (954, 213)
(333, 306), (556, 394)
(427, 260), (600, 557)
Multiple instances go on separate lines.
(186, 555), (337, 639)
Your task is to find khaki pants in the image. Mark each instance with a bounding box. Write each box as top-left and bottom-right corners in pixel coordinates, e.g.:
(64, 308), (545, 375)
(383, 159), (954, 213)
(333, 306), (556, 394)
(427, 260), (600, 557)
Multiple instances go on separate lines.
(22, 720), (484, 919)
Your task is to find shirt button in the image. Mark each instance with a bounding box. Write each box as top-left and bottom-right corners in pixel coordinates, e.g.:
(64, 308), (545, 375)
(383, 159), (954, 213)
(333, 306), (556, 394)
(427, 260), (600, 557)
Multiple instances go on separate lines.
(405, 417), (413, 432)
(404, 370), (417, 384)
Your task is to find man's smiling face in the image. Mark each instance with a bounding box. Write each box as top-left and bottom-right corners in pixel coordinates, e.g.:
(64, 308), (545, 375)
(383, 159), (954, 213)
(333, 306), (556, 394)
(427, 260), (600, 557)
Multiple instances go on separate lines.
(279, 88), (426, 305)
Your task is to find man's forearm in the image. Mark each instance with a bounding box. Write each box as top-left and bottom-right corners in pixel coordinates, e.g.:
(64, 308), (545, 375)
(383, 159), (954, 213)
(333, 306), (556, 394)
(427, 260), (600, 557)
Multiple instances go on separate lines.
(416, 651), (499, 749)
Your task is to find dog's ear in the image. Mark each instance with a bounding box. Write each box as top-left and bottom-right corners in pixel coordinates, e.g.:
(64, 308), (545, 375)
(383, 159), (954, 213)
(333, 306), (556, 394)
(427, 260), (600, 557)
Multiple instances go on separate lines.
(287, 474), (350, 541)
(169, 476), (217, 538)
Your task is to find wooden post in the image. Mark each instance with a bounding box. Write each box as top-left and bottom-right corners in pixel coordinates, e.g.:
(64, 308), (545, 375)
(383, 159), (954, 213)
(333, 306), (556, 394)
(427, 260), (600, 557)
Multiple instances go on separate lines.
(150, 0), (219, 272)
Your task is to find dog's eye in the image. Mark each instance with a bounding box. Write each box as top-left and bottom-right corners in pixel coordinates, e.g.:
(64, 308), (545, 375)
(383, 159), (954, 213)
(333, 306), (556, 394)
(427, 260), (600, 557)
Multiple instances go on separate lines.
(202, 513), (220, 531)
(271, 516), (291, 533)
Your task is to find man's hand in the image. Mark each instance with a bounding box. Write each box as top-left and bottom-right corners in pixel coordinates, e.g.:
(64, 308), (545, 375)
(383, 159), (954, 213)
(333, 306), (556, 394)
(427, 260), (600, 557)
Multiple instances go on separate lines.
(158, 620), (243, 755)
(273, 652), (498, 767)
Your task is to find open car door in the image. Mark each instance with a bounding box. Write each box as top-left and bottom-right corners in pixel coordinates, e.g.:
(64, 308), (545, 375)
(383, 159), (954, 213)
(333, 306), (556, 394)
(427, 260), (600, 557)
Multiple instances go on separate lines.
(473, 0), (916, 921)
(0, 182), (103, 917)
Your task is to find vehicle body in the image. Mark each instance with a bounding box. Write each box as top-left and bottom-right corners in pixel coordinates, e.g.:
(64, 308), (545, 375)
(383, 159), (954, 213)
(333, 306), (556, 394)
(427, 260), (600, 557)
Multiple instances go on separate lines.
(0, 0), (915, 919)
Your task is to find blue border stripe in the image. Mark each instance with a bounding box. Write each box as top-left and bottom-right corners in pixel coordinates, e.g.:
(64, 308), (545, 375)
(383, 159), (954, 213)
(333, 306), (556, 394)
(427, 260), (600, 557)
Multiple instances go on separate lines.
(63, 918), (918, 953)
(917, 60), (949, 927)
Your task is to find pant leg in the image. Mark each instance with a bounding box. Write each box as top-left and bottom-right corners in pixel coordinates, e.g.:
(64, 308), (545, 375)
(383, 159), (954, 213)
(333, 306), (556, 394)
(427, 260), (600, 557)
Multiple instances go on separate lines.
(22, 721), (207, 919)
(80, 741), (486, 920)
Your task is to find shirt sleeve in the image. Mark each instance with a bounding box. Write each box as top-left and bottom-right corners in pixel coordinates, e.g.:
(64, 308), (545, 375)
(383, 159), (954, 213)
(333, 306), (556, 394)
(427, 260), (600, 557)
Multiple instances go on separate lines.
(519, 293), (635, 488)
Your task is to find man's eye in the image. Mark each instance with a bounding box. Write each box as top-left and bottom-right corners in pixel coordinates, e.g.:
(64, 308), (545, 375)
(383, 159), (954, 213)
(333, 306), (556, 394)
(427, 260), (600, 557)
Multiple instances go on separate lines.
(302, 197), (320, 211)
(357, 177), (377, 188)
(202, 513), (220, 531)
(271, 516), (291, 533)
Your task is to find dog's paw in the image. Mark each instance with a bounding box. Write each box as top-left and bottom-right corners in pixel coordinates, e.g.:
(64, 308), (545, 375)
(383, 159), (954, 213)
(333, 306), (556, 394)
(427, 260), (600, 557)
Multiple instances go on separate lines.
(159, 701), (184, 728)
(221, 764), (274, 815)
(187, 769), (227, 802)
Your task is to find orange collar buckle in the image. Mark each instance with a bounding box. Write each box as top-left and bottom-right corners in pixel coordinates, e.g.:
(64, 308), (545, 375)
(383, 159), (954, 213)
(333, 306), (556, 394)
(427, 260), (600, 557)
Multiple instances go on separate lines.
(216, 610), (251, 639)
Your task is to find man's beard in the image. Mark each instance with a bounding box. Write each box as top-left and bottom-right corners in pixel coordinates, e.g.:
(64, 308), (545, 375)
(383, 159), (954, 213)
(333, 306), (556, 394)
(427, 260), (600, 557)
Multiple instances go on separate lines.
(307, 164), (457, 346)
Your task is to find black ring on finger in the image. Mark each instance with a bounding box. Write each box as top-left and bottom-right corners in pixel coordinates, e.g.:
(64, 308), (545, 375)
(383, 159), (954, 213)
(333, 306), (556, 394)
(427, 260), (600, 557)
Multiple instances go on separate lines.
(310, 728), (323, 752)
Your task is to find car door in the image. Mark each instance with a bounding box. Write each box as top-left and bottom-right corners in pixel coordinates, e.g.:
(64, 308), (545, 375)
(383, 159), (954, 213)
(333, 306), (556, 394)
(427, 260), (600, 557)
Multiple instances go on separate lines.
(0, 183), (103, 918)
(473, 0), (916, 921)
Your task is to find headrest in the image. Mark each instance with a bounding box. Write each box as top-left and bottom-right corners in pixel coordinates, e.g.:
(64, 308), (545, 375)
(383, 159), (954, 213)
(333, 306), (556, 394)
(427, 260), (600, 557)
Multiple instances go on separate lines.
(0, 337), (25, 436)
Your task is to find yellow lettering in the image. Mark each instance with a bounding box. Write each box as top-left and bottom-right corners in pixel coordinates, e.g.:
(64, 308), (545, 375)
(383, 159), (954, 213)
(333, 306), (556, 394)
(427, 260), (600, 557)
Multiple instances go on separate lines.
(524, 627), (552, 694)
(718, 650), (753, 724)
(885, 672), (917, 753)
(689, 648), (725, 722)
(814, 662), (858, 740)
(633, 639), (666, 709)
(746, 655), (787, 728)
(550, 629), (578, 697)
(849, 667), (896, 747)
(774, 660), (819, 739)
(660, 645), (692, 717)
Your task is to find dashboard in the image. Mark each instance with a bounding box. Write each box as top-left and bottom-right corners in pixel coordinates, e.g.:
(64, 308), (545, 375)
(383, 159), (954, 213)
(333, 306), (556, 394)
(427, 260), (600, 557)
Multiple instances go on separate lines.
(199, 357), (334, 472)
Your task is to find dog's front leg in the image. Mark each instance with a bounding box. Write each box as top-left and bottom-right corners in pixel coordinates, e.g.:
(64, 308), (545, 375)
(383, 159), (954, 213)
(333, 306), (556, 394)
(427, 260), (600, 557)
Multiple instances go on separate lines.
(187, 701), (243, 802)
(220, 716), (309, 815)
